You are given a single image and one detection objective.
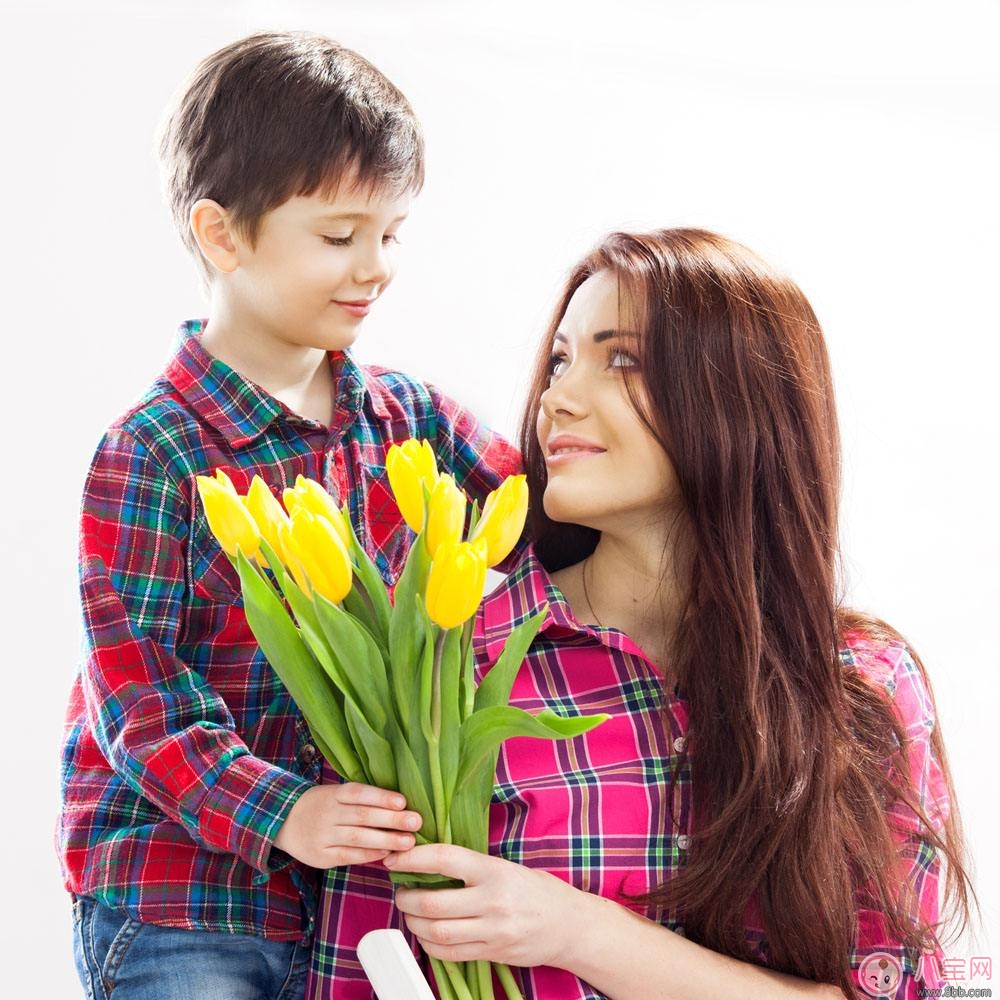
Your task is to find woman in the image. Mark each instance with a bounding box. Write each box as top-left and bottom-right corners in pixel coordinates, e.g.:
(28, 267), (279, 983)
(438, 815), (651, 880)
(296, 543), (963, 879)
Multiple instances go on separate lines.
(308, 229), (973, 999)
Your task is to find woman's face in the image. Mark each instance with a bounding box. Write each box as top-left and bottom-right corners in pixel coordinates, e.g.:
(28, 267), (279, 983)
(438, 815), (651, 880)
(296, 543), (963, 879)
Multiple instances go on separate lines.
(536, 270), (681, 534)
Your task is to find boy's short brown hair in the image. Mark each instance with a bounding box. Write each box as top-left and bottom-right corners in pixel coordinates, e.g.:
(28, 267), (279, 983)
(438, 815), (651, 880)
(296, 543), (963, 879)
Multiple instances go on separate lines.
(158, 31), (424, 283)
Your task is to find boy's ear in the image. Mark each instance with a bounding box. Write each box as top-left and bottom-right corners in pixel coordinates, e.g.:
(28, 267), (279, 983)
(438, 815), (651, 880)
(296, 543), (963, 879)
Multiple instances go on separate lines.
(189, 199), (241, 275)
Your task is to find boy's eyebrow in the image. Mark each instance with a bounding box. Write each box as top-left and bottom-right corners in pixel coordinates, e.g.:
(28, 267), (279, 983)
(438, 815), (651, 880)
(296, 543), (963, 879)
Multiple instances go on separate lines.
(317, 211), (409, 223)
(553, 329), (639, 343)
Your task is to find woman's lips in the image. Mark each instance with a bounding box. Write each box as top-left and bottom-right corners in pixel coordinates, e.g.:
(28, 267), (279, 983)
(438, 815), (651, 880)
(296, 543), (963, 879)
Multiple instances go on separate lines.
(545, 436), (607, 466)
(333, 300), (372, 318)
(545, 449), (606, 466)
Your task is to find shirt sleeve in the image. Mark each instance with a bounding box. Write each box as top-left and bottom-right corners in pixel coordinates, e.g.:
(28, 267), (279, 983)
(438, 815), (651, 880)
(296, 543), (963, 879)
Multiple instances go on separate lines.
(426, 382), (525, 571)
(78, 427), (313, 873)
(850, 644), (949, 998)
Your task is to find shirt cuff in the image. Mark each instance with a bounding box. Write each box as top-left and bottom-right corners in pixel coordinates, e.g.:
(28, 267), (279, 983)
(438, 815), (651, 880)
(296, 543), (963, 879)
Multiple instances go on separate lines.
(196, 753), (313, 874)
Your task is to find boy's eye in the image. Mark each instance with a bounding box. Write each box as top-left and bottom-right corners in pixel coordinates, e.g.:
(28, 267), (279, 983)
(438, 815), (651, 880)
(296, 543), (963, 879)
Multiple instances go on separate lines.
(322, 235), (353, 246)
(383, 233), (401, 246)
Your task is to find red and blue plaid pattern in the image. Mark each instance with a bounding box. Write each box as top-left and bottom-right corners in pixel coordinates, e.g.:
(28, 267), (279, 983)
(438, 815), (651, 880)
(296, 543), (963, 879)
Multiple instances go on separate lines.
(307, 547), (947, 997)
(57, 320), (520, 941)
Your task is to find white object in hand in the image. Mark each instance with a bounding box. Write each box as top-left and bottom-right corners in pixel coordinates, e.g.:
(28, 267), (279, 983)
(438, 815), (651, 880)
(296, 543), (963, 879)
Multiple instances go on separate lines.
(357, 929), (436, 1000)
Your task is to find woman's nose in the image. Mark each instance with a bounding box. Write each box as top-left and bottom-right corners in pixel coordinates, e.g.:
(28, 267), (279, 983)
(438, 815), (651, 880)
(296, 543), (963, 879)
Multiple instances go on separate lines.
(540, 369), (585, 420)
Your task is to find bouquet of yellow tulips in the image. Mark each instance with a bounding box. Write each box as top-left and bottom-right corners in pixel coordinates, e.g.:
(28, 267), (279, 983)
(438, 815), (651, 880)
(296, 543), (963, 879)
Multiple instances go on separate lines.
(196, 440), (608, 1000)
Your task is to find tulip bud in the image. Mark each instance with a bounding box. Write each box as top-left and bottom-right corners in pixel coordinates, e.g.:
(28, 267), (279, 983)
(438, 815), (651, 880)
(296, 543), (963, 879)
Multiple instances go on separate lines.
(281, 509), (353, 605)
(424, 537), (489, 630)
(245, 477), (290, 569)
(470, 475), (528, 567)
(196, 474), (261, 560)
(386, 439), (439, 533)
(282, 476), (350, 549)
(212, 468), (239, 495)
(425, 474), (467, 557)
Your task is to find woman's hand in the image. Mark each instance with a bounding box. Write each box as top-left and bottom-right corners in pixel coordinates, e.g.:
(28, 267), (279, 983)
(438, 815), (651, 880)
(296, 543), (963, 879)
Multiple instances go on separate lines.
(385, 843), (581, 967)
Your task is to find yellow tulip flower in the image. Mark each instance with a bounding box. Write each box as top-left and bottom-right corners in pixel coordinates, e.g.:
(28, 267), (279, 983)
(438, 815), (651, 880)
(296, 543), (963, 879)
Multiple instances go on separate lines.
(425, 474), (467, 556)
(196, 474), (261, 560)
(212, 468), (239, 495)
(244, 476), (290, 568)
(280, 509), (353, 605)
(470, 474), (529, 567)
(386, 439), (439, 533)
(424, 537), (488, 630)
(282, 476), (350, 548)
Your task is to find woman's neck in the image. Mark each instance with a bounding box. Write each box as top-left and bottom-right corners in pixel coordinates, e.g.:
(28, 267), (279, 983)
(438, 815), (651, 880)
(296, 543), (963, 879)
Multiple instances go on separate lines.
(551, 524), (689, 671)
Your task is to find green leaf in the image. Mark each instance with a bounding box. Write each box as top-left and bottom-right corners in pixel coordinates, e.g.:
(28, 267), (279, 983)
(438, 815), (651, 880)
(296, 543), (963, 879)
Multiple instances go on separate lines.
(281, 576), (349, 688)
(312, 595), (391, 729)
(467, 497), (481, 537)
(341, 508), (392, 638)
(389, 725), (438, 842)
(473, 607), (548, 714)
(388, 532), (430, 683)
(448, 764), (493, 854)
(341, 582), (390, 661)
(236, 552), (365, 783)
(456, 706), (609, 797)
(344, 697), (397, 790)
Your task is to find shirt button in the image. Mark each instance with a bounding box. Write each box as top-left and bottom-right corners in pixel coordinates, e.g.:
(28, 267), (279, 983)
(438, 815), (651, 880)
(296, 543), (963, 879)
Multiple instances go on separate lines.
(672, 736), (687, 753)
(677, 834), (691, 850)
(300, 744), (318, 764)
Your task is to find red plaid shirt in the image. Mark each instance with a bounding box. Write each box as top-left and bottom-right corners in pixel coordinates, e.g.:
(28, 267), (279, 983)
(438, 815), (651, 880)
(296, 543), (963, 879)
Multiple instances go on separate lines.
(57, 320), (520, 941)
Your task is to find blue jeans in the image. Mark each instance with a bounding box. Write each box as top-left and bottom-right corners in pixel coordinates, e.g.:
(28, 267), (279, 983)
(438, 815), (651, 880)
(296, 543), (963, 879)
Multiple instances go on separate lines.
(71, 896), (311, 1000)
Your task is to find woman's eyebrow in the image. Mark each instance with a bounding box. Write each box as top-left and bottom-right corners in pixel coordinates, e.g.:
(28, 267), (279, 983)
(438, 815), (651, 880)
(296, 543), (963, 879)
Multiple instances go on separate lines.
(553, 329), (638, 343)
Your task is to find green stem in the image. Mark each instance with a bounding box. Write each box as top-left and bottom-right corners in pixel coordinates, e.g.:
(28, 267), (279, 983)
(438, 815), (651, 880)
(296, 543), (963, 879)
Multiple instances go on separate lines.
(427, 632), (448, 836)
(474, 959), (494, 999)
(439, 959), (475, 1000)
(429, 957), (459, 1000)
(460, 617), (476, 721)
(495, 962), (524, 1000)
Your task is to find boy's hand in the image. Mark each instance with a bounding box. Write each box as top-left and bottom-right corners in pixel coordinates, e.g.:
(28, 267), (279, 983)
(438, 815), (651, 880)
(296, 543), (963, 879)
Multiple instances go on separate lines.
(273, 783), (423, 869)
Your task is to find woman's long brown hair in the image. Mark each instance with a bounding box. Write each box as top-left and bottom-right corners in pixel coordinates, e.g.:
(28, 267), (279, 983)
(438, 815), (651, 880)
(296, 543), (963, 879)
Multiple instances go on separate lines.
(519, 229), (974, 998)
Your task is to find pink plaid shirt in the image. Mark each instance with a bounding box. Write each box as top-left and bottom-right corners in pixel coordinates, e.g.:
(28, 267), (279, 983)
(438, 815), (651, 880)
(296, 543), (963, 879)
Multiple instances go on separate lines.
(308, 547), (948, 998)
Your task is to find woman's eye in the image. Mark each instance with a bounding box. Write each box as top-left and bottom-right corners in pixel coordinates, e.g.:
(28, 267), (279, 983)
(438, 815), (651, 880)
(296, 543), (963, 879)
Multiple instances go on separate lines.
(547, 355), (568, 382)
(382, 233), (401, 246)
(609, 348), (638, 369)
(322, 235), (352, 247)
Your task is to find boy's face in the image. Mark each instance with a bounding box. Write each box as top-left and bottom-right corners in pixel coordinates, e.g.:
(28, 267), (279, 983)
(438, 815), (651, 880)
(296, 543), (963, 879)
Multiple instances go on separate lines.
(223, 182), (411, 352)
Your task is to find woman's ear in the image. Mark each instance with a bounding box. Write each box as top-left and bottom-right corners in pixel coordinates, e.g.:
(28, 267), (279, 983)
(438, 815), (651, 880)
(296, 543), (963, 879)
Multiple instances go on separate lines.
(189, 199), (240, 275)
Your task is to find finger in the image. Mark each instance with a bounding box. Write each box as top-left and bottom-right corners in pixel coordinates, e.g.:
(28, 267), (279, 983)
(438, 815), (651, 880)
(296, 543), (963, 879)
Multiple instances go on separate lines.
(403, 913), (489, 950)
(394, 885), (484, 920)
(331, 826), (417, 853)
(383, 843), (487, 883)
(323, 846), (392, 867)
(416, 938), (491, 963)
(337, 782), (408, 810)
(340, 804), (423, 833)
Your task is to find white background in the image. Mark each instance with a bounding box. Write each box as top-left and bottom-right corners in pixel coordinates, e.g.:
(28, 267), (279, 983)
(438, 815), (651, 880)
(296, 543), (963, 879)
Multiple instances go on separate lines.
(2, 0), (997, 993)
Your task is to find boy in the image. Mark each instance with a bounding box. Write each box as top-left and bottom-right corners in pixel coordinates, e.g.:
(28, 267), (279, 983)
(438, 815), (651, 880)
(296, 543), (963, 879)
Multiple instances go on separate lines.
(58, 31), (519, 1000)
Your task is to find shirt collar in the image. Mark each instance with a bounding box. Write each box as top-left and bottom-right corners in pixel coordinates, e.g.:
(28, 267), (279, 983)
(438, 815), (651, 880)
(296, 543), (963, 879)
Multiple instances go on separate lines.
(477, 545), (613, 658)
(164, 319), (388, 448)
(479, 545), (668, 679)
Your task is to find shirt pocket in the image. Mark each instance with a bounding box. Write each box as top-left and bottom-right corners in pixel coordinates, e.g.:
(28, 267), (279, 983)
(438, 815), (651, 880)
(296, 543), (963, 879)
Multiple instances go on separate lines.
(188, 505), (242, 605)
(360, 463), (409, 585)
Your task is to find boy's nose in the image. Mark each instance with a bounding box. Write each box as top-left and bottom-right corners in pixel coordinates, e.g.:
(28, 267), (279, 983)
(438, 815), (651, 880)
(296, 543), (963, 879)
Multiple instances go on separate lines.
(353, 242), (392, 288)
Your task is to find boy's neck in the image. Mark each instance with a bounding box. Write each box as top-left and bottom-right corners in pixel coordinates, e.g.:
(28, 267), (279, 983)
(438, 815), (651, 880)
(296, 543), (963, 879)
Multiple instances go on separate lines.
(199, 311), (336, 428)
